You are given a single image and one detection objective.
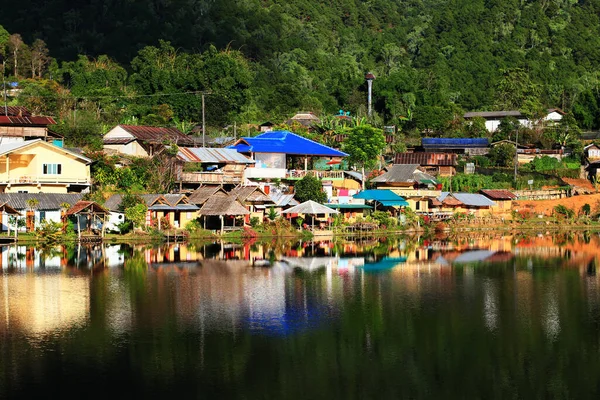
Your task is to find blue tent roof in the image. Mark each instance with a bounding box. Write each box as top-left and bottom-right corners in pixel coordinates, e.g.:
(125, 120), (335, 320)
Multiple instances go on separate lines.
(353, 189), (409, 206)
(361, 256), (407, 272)
(228, 130), (347, 157)
(422, 138), (489, 148)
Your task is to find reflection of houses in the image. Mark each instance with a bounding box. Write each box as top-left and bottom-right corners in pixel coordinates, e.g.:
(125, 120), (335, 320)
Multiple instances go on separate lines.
(0, 140), (92, 193)
(371, 164), (441, 213)
(0, 273), (89, 334)
(394, 152), (457, 177)
(103, 125), (195, 157)
(228, 130), (347, 182)
(464, 109), (564, 132)
(421, 138), (489, 156)
(0, 193), (83, 231)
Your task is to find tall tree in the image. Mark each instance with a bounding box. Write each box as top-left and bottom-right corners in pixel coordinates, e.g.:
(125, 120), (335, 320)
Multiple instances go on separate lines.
(8, 33), (24, 78)
(343, 124), (386, 189)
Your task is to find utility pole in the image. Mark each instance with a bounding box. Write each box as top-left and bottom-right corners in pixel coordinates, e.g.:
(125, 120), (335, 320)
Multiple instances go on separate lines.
(1, 54), (7, 116)
(202, 92), (206, 147)
(514, 127), (519, 188)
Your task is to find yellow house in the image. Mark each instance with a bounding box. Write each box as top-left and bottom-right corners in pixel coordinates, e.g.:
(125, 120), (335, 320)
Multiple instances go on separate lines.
(371, 164), (441, 214)
(0, 140), (91, 193)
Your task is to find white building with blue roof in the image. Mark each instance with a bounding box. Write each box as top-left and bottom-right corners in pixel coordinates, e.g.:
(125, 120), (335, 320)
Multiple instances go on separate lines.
(228, 130), (348, 182)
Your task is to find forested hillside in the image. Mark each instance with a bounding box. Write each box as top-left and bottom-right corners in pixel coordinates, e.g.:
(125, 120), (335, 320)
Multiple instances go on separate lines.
(2, 0), (600, 147)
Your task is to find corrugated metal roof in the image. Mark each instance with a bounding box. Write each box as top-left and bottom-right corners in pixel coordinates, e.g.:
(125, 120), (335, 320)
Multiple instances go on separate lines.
(344, 171), (363, 181)
(438, 192), (495, 207)
(112, 125), (195, 146)
(394, 152), (457, 166)
(228, 130), (347, 157)
(480, 189), (517, 200)
(0, 115), (56, 126)
(0, 106), (32, 116)
(0, 193), (84, 210)
(269, 192), (299, 207)
(463, 111), (522, 119)
(177, 147), (255, 164)
(281, 200), (339, 214)
(371, 164), (437, 184)
(422, 138), (489, 148)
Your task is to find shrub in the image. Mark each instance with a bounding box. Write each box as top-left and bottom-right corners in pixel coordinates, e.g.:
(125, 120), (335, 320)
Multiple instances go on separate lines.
(554, 204), (575, 219)
(250, 217), (261, 228)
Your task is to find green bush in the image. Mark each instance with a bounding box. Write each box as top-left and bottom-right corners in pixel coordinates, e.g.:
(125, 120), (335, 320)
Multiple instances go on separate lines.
(250, 217), (261, 228)
(554, 204), (575, 219)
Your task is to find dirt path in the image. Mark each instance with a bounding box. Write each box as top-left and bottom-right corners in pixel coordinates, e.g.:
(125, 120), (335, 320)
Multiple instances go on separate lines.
(514, 193), (600, 216)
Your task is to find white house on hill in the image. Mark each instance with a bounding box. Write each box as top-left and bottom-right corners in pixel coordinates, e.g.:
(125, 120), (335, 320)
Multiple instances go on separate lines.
(464, 109), (564, 132)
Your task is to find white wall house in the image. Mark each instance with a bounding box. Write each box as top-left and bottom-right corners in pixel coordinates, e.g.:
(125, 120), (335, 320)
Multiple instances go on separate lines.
(464, 109), (564, 133)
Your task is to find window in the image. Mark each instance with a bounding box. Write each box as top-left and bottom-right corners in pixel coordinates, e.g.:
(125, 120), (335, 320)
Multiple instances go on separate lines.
(39, 211), (46, 221)
(17, 190), (28, 193)
(43, 164), (62, 175)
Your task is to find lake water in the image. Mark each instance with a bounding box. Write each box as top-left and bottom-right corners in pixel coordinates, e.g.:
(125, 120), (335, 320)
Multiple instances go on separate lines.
(1, 232), (600, 399)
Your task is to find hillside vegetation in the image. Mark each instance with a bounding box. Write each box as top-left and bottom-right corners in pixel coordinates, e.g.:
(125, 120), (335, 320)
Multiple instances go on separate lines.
(1, 0), (600, 143)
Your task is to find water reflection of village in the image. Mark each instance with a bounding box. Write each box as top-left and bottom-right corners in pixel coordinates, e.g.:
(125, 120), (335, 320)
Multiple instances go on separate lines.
(2, 231), (600, 339)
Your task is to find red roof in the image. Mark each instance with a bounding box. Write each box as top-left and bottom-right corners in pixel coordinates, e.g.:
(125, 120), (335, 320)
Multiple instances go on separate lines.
(0, 106), (56, 126)
(480, 189), (517, 200)
(117, 125), (195, 146)
(66, 200), (109, 215)
(394, 152), (457, 166)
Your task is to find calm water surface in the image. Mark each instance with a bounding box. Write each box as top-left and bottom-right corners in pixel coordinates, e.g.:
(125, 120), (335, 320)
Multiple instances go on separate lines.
(1, 232), (600, 399)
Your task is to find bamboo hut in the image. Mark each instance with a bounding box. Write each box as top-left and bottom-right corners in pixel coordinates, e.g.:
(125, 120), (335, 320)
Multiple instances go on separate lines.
(198, 195), (250, 234)
(0, 202), (21, 239)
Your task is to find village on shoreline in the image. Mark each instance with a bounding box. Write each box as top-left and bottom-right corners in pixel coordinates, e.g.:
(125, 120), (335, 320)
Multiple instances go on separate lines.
(1, 106), (599, 246)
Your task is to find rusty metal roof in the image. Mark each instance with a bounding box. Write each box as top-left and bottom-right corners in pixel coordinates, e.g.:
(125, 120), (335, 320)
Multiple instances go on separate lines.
(116, 125), (195, 146)
(479, 189), (517, 200)
(394, 152), (457, 166)
(177, 147), (255, 164)
(66, 200), (109, 216)
(0, 106), (32, 116)
(0, 115), (56, 125)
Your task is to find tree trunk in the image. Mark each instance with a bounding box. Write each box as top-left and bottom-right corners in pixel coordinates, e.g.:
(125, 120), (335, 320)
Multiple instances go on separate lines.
(361, 165), (365, 190)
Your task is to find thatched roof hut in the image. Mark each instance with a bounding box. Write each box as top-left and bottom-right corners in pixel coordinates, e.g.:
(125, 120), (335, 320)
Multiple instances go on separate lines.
(198, 196), (250, 234)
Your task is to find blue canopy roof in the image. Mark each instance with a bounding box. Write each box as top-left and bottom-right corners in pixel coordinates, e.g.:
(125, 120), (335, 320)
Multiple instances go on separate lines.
(228, 130), (347, 157)
(353, 189), (409, 206)
(361, 256), (407, 272)
(422, 138), (489, 148)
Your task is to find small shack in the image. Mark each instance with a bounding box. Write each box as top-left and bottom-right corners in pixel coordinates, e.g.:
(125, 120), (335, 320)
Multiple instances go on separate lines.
(66, 201), (109, 239)
(198, 196), (250, 234)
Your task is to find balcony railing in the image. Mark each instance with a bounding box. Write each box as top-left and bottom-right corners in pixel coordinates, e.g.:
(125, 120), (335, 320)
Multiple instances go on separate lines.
(2, 175), (90, 185)
(286, 170), (345, 180)
(179, 172), (243, 184)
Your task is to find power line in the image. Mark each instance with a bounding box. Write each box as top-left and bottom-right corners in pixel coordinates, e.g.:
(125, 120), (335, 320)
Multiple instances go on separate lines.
(6, 89), (208, 100)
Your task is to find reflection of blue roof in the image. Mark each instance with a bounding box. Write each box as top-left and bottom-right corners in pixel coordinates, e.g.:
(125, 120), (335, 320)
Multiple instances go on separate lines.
(353, 190), (409, 206)
(228, 130), (347, 157)
(244, 306), (330, 337)
(361, 256), (407, 272)
(422, 138), (489, 148)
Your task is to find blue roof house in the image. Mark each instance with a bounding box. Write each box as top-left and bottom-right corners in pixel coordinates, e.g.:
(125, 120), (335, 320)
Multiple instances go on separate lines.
(228, 130), (347, 181)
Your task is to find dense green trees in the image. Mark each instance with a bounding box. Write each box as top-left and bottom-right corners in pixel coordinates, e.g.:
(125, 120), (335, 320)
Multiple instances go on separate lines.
(3, 0), (600, 144)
